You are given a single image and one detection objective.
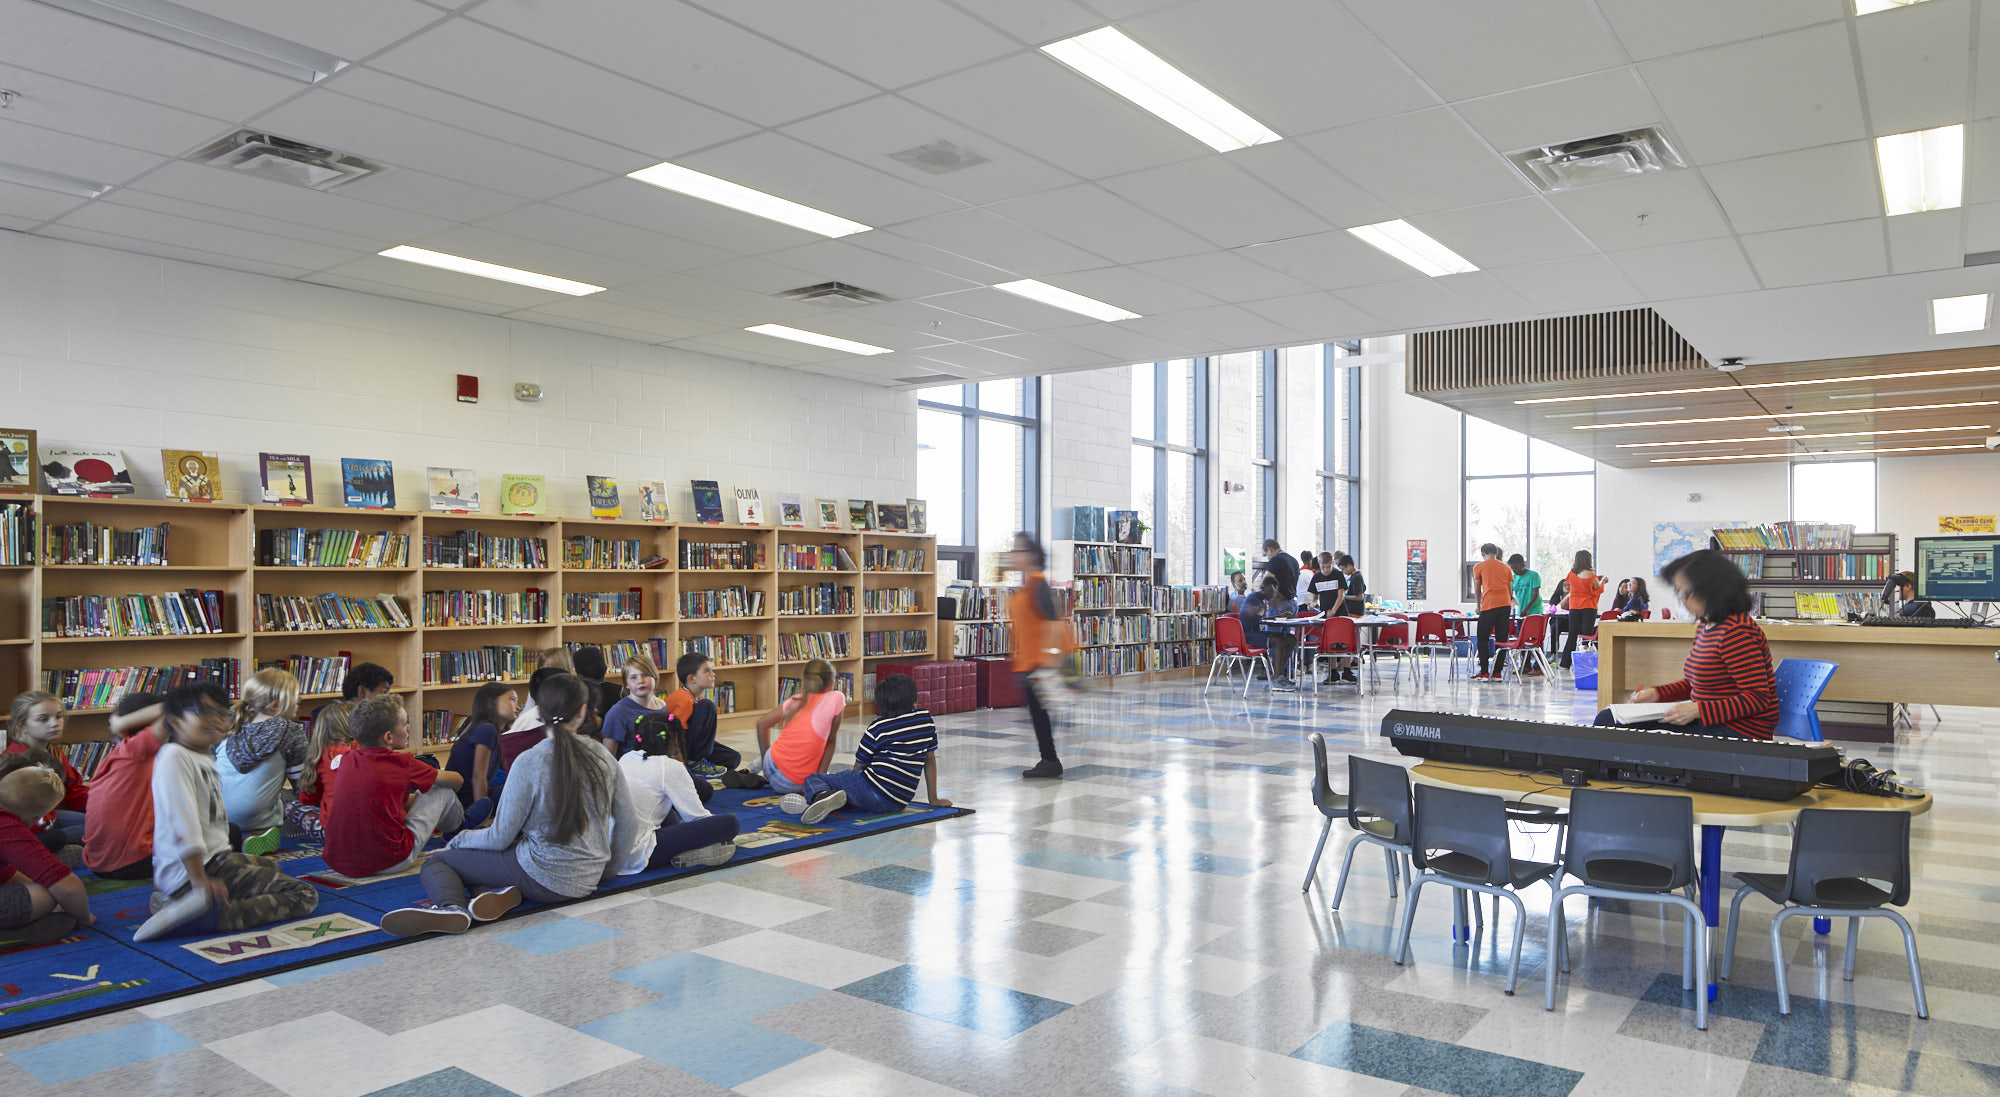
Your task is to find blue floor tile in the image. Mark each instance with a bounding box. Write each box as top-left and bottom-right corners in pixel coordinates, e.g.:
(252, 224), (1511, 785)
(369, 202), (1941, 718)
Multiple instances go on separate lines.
(493, 917), (625, 956)
(845, 864), (977, 902)
(607, 952), (822, 1018)
(838, 965), (1070, 1038)
(826, 833), (932, 863)
(1293, 1021), (1582, 1097)
(1213, 761), (1301, 776)
(6, 1019), (198, 1085)
(361, 1067), (516, 1097)
(1015, 848), (1134, 883)
(264, 952), (389, 986)
(1109, 847), (1269, 877)
(578, 1003), (820, 1088)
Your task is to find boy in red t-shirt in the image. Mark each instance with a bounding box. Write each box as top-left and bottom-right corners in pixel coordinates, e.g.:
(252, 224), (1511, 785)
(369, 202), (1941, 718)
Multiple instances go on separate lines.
(82, 692), (169, 879)
(322, 697), (468, 878)
(0, 755), (95, 936)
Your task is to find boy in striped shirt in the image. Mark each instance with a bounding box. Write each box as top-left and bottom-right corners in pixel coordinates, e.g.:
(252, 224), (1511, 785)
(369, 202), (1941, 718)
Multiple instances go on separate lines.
(786, 674), (949, 818)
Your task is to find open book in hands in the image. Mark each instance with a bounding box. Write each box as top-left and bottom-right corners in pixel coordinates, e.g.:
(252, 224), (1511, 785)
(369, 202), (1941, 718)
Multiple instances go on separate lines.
(1607, 702), (1676, 724)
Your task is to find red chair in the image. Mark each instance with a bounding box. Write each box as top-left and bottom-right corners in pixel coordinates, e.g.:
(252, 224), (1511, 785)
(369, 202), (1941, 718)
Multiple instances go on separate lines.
(1208, 614), (1272, 697)
(1492, 613), (1553, 680)
(1656, 608), (1671, 620)
(1310, 617), (1360, 691)
(1368, 621), (1416, 687)
(1411, 611), (1455, 687)
(1598, 610), (1622, 622)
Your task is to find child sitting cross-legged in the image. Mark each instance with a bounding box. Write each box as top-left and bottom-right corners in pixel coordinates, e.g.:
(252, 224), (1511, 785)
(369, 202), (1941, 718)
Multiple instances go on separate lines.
(81, 691), (168, 880)
(787, 673), (949, 823)
(215, 668), (308, 856)
(285, 700), (355, 843)
(381, 674), (637, 936)
(739, 659), (845, 799)
(6, 691), (87, 859)
(0, 755), (95, 938)
(616, 713), (738, 874)
(135, 683), (318, 942)
(321, 696), (471, 879)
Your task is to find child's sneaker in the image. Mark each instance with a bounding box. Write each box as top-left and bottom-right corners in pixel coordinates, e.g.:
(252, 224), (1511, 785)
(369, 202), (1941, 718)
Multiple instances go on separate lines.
(688, 759), (727, 780)
(670, 842), (737, 868)
(1470, 673), (1491, 682)
(778, 793), (809, 815)
(801, 789), (846, 825)
(467, 886), (521, 923)
(242, 826), (282, 856)
(133, 888), (213, 942)
(380, 900), (472, 937)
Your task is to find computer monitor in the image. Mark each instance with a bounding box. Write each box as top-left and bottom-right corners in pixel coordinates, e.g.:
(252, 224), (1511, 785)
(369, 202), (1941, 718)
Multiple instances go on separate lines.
(1914, 535), (2000, 602)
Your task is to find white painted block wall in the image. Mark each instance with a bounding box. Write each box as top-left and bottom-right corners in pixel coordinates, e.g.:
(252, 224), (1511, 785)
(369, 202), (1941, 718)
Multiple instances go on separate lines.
(1046, 365), (1132, 526)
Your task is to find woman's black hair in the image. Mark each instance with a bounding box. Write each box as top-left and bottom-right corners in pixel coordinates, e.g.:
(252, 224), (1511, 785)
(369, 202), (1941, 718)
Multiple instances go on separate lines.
(341, 662), (395, 699)
(631, 712), (687, 759)
(1012, 531), (1045, 568)
(1628, 576), (1651, 604)
(461, 682), (512, 742)
(1660, 549), (1752, 623)
(1572, 549), (1593, 572)
(572, 645), (608, 683)
(874, 673), (919, 719)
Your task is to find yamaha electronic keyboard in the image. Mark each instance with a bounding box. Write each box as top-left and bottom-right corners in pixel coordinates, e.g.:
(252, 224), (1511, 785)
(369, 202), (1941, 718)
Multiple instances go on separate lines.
(1381, 709), (1842, 801)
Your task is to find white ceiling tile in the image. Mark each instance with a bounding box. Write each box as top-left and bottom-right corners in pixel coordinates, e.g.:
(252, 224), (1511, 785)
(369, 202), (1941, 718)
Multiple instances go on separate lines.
(1131, 250), (1313, 301)
(1976, 0), (2000, 119)
(902, 52), (1205, 178)
(52, 201), (355, 271)
(780, 95), (1078, 206)
(404, 225), (669, 288)
(1409, 197), (1598, 268)
(1098, 157), (1330, 249)
(913, 340), (1033, 372)
(968, 332), (1117, 369)
(0, 0), (300, 119)
(835, 299), (1015, 342)
(361, 19), (753, 163)
(942, 0), (1100, 44)
(986, 185), (1210, 264)
(1227, 142), (1394, 228)
(1120, 0), (1435, 135)
(1739, 219), (1890, 288)
(1961, 200), (2000, 252)
(1051, 316), (1206, 359)
(471, 204), (735, 275)
(103, 189), (391, 253)
(1958, 118), (2000, 205)
(1429, 272), (1537, 321)
(1298, 109), (1531, 216)
(331, 163), (526, 222)
(845, 231), (1017, 286)
(675, 256), (822, 295)
(1333, 277), (1486, 329)
(1855, 0), (1973, 134)
(1639, 24), (1866, 164)
(0, 118), (165, 185)
(923, 287), (1093, 331)
(0, 69), (229, 157)
(1237, 291), (1384, 341)
(1885, 208), (1965, 273)
(1700, 142), (1880, 234)
(664, 335), (811, 367)
(695, 0), (1018, 86)
(892, 208), (1110, 276)
(0, 180), (89, 223)
(1152, 303), (1303, 349)
(1545, 170), (1732, 250)
(765, 310), (951, 352)
(506, 311), (677, 347)
(468, 0), (876, 126)
(1340, 0), (1625, 101)
(694, 327), (848, 364)
(1029, 264), (1219, 314)
(513, 296), (718, 341)
(1455, 69), (1662, 154)
(615, 272), (824, 326)
(759, 239), (982, 300)
(329, 70), (644, 174)
(678, 132), (963, 230)
(43, 224), (313, 279)
(1232, 230), (1419, 290)
(552, 178), (829, 256)
(0, 214), (40, 231)
(1596, 0), (1842, 60)
(130, 160), (452, 243)
(1489, 254), (1646, 312)
(1609, 237), (1761, 299)
(177, 0), (447, 60)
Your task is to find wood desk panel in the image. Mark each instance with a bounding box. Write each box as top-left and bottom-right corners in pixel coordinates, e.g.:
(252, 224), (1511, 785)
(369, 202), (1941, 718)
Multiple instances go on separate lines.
(1411, 761), (1931, 828)
(1595, 621), (2000, 710)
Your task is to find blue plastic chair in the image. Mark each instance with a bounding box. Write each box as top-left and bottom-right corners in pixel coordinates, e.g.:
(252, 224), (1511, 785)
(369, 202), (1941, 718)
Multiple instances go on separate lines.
(1773, 658), (1838, 741)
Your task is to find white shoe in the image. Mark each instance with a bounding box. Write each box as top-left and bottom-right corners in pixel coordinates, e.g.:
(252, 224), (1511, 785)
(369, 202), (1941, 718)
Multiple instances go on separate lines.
(133, 888), (214, 942)
(778, 793), (809, 815)
(801, 789), (846, 825)
(669, 842), (737, 868)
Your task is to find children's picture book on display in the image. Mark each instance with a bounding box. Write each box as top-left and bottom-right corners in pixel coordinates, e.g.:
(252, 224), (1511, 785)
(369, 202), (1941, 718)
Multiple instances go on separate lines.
(500, 473), (546, 516)
(691, 480), (725, 524)
(428, 467), (480, 512)
(848, 499), (875, 531)
(259, 452), (313, 504)
(587, 475), (621, 519)
(876, 502), (908, 532)
(43, 448), (135, 496)
(817, 499), (842, 530)
(636, 479), (667, 522)
(734, 486), (764, 525)
(161, 450), (220, 502)
(341, 458), (395, 508)
(907, 498), (927, 535)
(0, 427), (36, 492)
(1111, 509), (1141, 545)
(777, 492), (806, 528)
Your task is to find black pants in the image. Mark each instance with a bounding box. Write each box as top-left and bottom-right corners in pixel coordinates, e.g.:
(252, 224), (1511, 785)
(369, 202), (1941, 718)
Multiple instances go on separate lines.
(1559, 609), (1596, 667)
(1593, 709), (1741, 738)
(681, 699), (743, 770)
(1020, 670), (1059, 766)
(1476, 607), (1511, 674)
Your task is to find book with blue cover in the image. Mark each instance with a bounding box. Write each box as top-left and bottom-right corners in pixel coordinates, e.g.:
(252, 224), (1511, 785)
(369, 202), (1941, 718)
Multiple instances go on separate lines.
(341, 458), (395, 508)
(691, 479), (725, 524)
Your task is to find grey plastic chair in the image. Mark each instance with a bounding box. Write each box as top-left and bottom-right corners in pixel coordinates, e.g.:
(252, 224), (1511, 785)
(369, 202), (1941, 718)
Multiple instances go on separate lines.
(1300, 733), (1351, 891)
(1393, 783), (1559, 995)
(1328, 756), (1415, 908)
(1722, 808), (1927, 1018)
(1544, 788), (1707, 1030)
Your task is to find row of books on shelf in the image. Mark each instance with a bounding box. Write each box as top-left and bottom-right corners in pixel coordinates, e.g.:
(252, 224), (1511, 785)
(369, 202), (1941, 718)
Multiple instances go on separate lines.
(1077, 615), (1155, 645)
(1073, 576), (1153, 609)
(561, 536), (659, 571)
(1066, 505), (1145, 545)
(256, 593), (411, 632)
(257, 528), (410, 568)
(1723, 554), (1765, 579)
(680, 587), (765, 619)
(38, 660), (241, 711)
(1151, 640), (1216, 670)
(421, 533), (550, 569)
(862, 629), (930, 656)
(1712, 522), (1860, 551)
(1153, 585), (1229, 614)
(44, 521), (169, 566)
(777, 543), (857, 571)
(779, 673), (855, 700)
(42, 589), (226, 637)
(1792, 553), (1891, 581)
(952, 621), (1012, 657)
(56, 740), (115, 781)
(419, 709), (456, 747)
(861, 546), (926, 572)
(1077, 645), (1147, 677)
(1072, 543), (1151, 575)
(421, 645), (542, 684)
(563, 590), (642, 622)
(1155, 614), (1213, 641)
(421, 589), (549, 628)
(680, 541), (765, 570)
(776, 631), (850, 661)
(945, 584), (1009, 621)
(1793, 591), (1876, 619)
(680, 633), (767, 665)
(579, 638), (671, 674)
(777, 583), (853, 617)
(260, 654), (350, 695)
(0, 501), (30, 565)
(861, 587), (921, 614)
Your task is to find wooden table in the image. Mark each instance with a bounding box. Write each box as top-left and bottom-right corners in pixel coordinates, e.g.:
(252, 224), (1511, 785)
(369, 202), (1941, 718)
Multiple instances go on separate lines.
(1594, 620), (2000, 740)
(1411, 761), (1932, 998)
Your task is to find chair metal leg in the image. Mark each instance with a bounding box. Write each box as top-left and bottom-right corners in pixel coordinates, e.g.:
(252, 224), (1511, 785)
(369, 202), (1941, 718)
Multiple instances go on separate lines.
(1770, 909), (1794, 1015)
(1721, 883), (1755, 981)
(1302, 817), (1333, 892)
(1883, 908), (1929, 1019)
(1329, 833), (1366, 910)
(1392, 876), (1428, 963)
(1503, 891), (1528, 995)
(1545, 889), (1566, 1010)
(1845, 917), (1860, 981)
(1383, 845), (1399, 898)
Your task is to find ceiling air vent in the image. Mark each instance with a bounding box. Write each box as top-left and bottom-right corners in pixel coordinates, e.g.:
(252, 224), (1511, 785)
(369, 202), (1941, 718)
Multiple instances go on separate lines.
(776, 281), (895, 307)
(898, 373), (963, 385)
(1507, 126), (1686, 193)
(186, 130), (388, 191)
(1963, 250), (2000, 267)
(887, 140), (990, 175)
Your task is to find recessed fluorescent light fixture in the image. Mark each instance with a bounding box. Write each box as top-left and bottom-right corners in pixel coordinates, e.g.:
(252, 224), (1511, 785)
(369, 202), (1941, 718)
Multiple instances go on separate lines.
(1576, 400), (2000, 429)
(377, 246), (604, 296)
(625, 162), (869, 238)
(1041, 27), (1281, 152)
(31, 0), (348, 82)
(1876, 123), (1962, 215)
(1347, 220), (1478, 277)
(992, 279), (1140, 321)
(1932, 293), (1990, 334)
(744, 324), (891, 356)
(1854, 0), (1933, 14)
(1516, 364), (2000, 404)
(1651, 442), (1983, 463)
(1618, 425), (1992, 448)
(1546, 406), (1683, 419)
(0, 160), (112, 199)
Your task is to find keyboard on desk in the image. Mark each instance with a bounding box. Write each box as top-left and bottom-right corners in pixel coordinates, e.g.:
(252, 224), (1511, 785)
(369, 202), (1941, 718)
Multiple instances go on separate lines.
(1857, 615), (1987, 628)
(1381, 709), (1842, 801)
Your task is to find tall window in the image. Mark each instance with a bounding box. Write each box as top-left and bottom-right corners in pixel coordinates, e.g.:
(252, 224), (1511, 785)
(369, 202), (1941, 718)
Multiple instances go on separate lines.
(1323, 341), (1362, 560)
(1213, 351), (1271, 576)
(1462, 416), (1594, 600)
(1792, 460), (1876, 530)
(917, 380), (1040, 582)
(1131, 360), (1207, 585)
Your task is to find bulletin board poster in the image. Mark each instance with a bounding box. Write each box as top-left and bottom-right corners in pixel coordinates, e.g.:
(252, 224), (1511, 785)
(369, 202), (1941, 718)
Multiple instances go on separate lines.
(1405, 539), (1427, 600)
(1940, 515), (1997, 533)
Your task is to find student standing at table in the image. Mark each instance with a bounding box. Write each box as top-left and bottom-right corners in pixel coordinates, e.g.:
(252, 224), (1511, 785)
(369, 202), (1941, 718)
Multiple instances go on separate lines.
(1470, 544), (1513, 682)
(1336, 555), (1366, 616)
(1256, 539), (1300, 608)
(1597, 550), (1775, 738)
(1312, 553), (1344, 615)
(1558, 551), (1604, 670)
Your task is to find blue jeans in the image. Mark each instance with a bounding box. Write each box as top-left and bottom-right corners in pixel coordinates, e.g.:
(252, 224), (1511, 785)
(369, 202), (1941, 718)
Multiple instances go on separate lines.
(761, 749), (807, 795)
(804, 769), (906, 815)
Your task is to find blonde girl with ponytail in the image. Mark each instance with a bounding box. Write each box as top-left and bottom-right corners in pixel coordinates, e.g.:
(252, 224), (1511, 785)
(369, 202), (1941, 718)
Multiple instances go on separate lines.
(215, 668), (306, 852)
(285, 699), (356, 840)
(750, 657), (846, 798)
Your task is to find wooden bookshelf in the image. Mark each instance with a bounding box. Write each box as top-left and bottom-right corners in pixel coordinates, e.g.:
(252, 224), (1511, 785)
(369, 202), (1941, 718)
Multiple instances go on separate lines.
(1715, 531), (1896, 622)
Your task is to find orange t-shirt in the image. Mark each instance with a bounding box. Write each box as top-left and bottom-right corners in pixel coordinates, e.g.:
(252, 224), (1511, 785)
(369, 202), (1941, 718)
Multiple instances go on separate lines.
(1566, 571), (1605, 611)
(1473, 558), (1513, 612)
(769, 691), (845, 784)
(663, 689), (694, 727)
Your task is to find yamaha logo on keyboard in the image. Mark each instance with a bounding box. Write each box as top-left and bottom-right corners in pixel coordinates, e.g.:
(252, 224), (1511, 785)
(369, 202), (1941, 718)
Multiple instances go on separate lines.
(1396, 723), (1445, 740)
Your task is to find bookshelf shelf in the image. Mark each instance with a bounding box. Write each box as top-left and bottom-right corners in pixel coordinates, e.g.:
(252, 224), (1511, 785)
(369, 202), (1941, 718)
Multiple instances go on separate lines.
(561, 617), (674, 627)
(42, 632), (249, 644)
(0, 639), (31, 647)
(420, 622), (555, 632)
(41, 564), (240, 571)
(562, 567), (671, 574)
(254, 565), (423, 573)
(255, 627), (417, 636)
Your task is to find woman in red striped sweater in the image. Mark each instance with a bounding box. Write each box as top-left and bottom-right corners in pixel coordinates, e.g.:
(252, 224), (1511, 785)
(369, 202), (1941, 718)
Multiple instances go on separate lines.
(1595, 550), (1777, 739)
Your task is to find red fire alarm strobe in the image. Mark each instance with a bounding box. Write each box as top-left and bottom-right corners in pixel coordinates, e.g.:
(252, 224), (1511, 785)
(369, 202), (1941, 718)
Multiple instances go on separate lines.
(457, 375), (479, 403)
